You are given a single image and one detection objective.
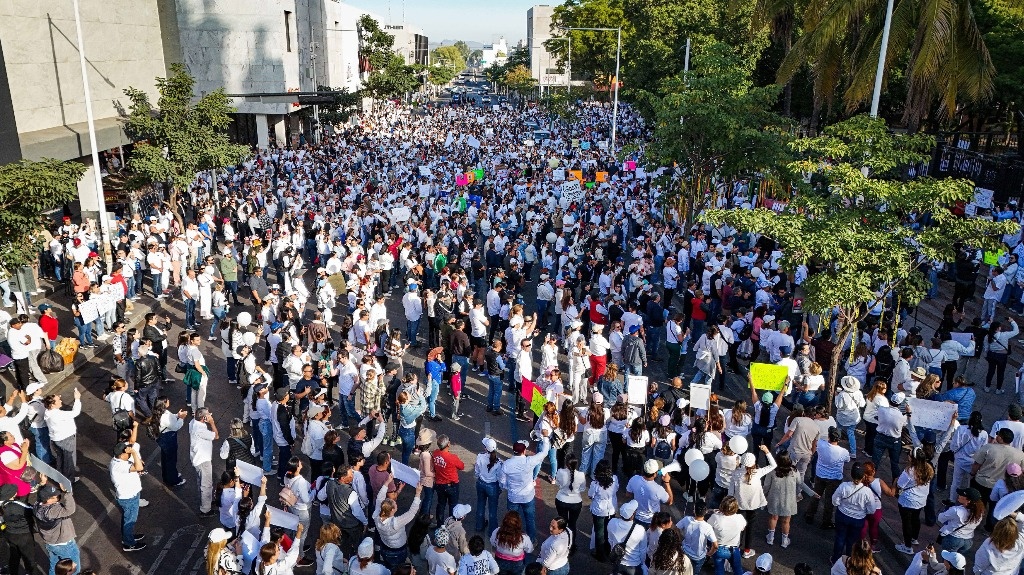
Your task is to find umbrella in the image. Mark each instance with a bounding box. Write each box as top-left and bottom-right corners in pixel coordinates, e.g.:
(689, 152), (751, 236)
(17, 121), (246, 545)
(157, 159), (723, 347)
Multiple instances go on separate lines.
(427, 347), (444, 361)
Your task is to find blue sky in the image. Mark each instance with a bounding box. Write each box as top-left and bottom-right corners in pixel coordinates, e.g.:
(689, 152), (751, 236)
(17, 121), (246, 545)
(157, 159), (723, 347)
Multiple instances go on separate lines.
(343, 0), (553, 45)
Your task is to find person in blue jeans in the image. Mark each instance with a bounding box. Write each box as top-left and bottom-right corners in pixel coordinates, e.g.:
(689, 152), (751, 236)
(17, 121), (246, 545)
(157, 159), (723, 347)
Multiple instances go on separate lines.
(424, 351), (446, 421)
(475, 437), (502, 532)
(708, 496), (745, 575)
(484, 339), (506, 413)
(397, 387), (427, 465)
(254, 384), (275, 472)
(110, 441), (147, 552)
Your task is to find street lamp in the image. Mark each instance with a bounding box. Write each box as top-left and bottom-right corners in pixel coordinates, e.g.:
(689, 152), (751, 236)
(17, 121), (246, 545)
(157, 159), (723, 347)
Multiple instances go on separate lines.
(562, 27), (622, 152)
(870, 0), (896, 117)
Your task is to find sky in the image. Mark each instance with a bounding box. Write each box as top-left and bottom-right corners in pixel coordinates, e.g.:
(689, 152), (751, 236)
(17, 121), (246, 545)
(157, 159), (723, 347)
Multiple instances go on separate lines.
(342, 0), (553, 45)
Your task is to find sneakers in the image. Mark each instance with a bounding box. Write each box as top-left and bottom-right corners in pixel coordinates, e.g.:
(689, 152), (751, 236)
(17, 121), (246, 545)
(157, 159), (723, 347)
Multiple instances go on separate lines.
(895, 544), (914, 555)
(297, 557), (315, 567)
(123, 542), (148, 552)
(766, 531), (775, 545)
(175, 478), (187, 487)
(911, 539), (919, 546)
(741, 549), (756, 559)
(451, 415), (461, 421)
(781, 535), (791, 549)
(139, 498), (150, 508)
(985, 386), (992, 393)
(198, 509), (216, 517)
(998, 389), (1007, 395)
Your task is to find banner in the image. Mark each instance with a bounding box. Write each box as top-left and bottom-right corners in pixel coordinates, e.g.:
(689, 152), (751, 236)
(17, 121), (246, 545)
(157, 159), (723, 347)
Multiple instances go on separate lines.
(626, 375), (648, 405)
(905, 398), (957, 430)
(749, 363), (789, 392)
(521, 377), (546, 417)
(561, 180), (584, 203)
(456, 174), (469, 186)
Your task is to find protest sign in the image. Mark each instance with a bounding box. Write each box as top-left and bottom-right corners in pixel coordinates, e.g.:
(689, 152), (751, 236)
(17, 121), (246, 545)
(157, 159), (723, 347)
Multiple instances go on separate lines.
(974, 187), (995, 209)
(596, 171), (608, 182)
(418, 183), (431, 197)
(391, 461), (421, 486)
(553, 169), (565, 182)
(418, 166), (432, 177)
(597, 141), (608, 150)
(983, 250), (1005, 266)
(581, 141), (591, 150)
(690, 383), (712, 411)
(625, 160), (637, 171)
(561, 180), (584, 203)
(79, 300), (99, 325)
(444, 133), (454, 148)
(905, 398), (957, 430)
(30, 455), (71, 493)
(950, 332), (973, 348)
(466, 136), (481, 149)
(236, 461), (264, 486)
(571, 139), (580, 148)
(391, 207), (412, 222)
(964, 203), (978, 216)
(484, 128), (494, 137)
(749, 363), (789, 392)
(569, 170), (583, 182)
(267, 506), (300, 530)
(473, 169), (484, 181)
(455, 174), (468, 186)
(626, 375), (648, 405)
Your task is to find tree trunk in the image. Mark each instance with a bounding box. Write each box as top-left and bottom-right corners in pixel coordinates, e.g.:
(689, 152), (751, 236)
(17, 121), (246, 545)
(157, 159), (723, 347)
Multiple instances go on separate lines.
(825, 312), (855, 412)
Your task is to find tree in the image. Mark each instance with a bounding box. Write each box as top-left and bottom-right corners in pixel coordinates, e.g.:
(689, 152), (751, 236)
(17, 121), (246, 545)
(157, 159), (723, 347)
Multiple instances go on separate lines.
(453, 40), (472, 61)
(430, 45), (466, 85)
(362, 54), (421, 105)
(469, 49), (484, 66)
(778, 0), (998, 130)
(644, 42), (791, 226)
(316, 85), (361, 125)
(122, 64), (250, 231)
(502, 64), (539, 108)
(702, 115), (1018, 406)
(0, 159), (85, 270)
(358, 15), (396, 74)
(549, 0), (625, 85)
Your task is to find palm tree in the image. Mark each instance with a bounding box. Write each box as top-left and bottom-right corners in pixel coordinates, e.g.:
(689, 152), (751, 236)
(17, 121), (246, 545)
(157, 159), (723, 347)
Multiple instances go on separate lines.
(777, 0), (996, 131)
(752, 0), (808, 117)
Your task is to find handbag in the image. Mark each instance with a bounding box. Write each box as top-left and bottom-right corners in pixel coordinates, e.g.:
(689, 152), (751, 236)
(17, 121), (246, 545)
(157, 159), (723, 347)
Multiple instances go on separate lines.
(175, 363), (188, 374)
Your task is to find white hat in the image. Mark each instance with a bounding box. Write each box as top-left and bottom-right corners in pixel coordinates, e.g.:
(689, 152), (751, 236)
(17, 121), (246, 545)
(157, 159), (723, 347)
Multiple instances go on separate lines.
(25, 382), (44, 396)
(482, 437), (497, 452)
(675, 398), (689, 409)
(307, 403), (326, 419)
(619, 500), (639, 518)
(742, 453), (757, 467)
(890, 392), (906, 405)
(593, 392), (604, 404)
(209, 527), (232, 543)
(452, 504), (471, 519)
(755, 553), (773, 572)
(570, 320), (583, 329)
(592, 324), (603, 332)
(941, 551), (966, 570)
(357, 537), (375, 558)
(840, 376), (859, 392)
(643, 460), (660, 474)
(763, 314), (775, 323)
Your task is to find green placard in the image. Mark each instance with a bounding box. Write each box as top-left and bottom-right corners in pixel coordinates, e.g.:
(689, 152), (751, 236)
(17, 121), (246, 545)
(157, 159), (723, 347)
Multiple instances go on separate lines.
(473, 169), (484, 181)
(749, 362), (789, 392)
(530, 391), (546, 417)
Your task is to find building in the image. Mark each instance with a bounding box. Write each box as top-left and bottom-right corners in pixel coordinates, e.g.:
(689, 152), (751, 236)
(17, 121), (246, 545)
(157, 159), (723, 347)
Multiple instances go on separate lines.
(384, 22), (429, 66)
(527, 5), (567, 88)
(480, 37), (509, 68)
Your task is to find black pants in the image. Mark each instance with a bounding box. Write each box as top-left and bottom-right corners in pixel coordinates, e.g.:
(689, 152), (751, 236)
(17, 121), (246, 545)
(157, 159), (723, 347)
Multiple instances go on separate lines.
(941, 360), (958, 389)
(11, 358), (28, 392)
(986, 353), (1009, 389)
(4, 530), (34, 575)
(898, 504), (922, 546)
(805, 477), (841, 525)
(740, 509), (757, 550)
(435, 482), (460, 525)
(555, 500), (582, 551)
(863, 421), (878, 455)
(592, 514), (611, 560)
(609, 433), (625, 474)
(972, 478), (996, 531)
(936, 450), (954, 490)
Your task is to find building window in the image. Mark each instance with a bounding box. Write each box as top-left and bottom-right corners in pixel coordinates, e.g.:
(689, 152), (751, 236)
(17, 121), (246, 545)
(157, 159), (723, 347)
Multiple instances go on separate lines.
(284, 11), (293, 52)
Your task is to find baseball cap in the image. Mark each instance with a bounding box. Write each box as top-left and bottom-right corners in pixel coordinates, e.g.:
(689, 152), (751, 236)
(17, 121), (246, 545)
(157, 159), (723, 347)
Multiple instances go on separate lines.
(957, 487), (983, 501)
(756, 554), (773, 572)
(761, 392), (773, 403)
(676, 398), (689, 409)
(37, 483), (61, 502)
(357, 537), (374, 558)
(113, 441), (131, 457)
(628, 324), (641, 334)
(593, 392), (604, 404)
(941, 551), (966, 570)
(276, 389), (290, 401)
(452, 504), (471, 519)
(643, 459), (660, 475)
(433, 527), (450, 547)
(890, 392), (906, 405)
(619, 500), (638, 519)
(482, 437), (497, 453)
(37, 304), (51, 312)
(307, 404), (325, 419)
(25, 382), (44, 395)
(1008, 463), (1023, 477)
(209, 528), (232, 543)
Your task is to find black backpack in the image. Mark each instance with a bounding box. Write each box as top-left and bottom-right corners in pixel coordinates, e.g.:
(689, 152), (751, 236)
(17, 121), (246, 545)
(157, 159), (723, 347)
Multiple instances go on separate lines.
(873, 345), (895, 380)
(738, 320), (753, 341)
(654, 437), (673, 460)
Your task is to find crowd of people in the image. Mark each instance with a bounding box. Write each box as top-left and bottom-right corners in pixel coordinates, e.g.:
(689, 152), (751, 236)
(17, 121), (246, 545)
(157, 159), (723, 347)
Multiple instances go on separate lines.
(0, 86), (1023, 575)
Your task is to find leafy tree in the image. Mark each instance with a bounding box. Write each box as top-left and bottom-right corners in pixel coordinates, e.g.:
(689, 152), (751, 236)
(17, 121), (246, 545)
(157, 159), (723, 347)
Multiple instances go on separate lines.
(358, 15), (396, 74)
(0, 159), (85, 270)
(122, 64), (250, 230)
(974, 0), (1024, 132)
(549, 0), (625, 85)
(316, 85), (361, 125)
(453, 41), (472, 61)
(703, 115), (1019, 405)
(644, 42), (791, 226)
(430, 45), (466, 85)
(362, 54), (421, 105)
(469, 49), (484, 66)
(502, 64), (539, 108)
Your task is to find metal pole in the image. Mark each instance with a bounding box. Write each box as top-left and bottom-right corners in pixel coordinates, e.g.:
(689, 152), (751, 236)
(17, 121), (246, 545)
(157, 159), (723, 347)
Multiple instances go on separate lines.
(310, 39), (321, 144)
(870, 0), (895, 117)
(684, 37), (691, 77)
(567, 36), (572, 93)
(72, 0), (111, 268)
(611, 27), (621, 153)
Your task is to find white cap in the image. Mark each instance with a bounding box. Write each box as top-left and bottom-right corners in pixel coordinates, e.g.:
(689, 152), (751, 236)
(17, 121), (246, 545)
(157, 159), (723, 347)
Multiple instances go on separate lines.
(756, 553), (773, 572)
(25, 382), (44, 396)
(643, 460), (660, 474)
(593, 392), (604, 404)
(452, 504), (471, 519)
(742, 453), (757, 467)
(209, 527), (232, 543)
(675, 398), (689, 409)
(619, 500), (639, 518)
(357, 538), (375, 558)
(941, 551), (966, 570)
(482, 437), (497, 452)
(890, 392), (906, 405)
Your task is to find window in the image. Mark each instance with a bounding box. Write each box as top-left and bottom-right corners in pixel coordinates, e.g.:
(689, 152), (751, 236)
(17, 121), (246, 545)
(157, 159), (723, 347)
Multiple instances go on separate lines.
(284, 11), (293, 52)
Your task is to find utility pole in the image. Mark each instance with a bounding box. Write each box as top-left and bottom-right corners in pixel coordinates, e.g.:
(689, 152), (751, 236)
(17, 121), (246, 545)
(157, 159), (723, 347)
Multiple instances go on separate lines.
(309, 37), (321, 144)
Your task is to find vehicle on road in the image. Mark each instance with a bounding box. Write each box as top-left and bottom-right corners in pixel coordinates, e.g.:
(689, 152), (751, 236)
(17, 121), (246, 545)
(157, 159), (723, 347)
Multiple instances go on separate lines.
(481, 95), (492, 104)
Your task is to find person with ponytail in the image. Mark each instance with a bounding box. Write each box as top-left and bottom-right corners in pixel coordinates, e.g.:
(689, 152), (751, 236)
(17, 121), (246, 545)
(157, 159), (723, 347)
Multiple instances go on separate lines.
(893, 446), (935, 555)
(946, 411), (988, 500)
(151, 396), (188, 488)
(255, 512), (304, 575)
(554, 454), (586, 554)
(938, 487), (985, 556)
(728, 445), (776, 559)
(475, 437), (503, 533)
(207, 527), (243, 575)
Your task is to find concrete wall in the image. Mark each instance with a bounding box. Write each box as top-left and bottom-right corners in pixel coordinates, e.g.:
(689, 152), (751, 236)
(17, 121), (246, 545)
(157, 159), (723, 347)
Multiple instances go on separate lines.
(528, 5), (566, 86)
(321, 1), (363, 91)
(0, 0), (166, 158)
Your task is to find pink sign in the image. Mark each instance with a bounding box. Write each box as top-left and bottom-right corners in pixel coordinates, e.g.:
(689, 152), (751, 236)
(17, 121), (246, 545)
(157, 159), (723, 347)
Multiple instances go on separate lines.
(456, 174), (469, 186)
(625, 160), (636, 171)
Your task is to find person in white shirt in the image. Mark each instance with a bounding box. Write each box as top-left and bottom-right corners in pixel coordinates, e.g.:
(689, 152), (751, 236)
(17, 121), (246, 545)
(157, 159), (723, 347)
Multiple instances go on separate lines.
(627, 459), (673, 526)
(607, 500), (647, 575)
(110, 440), (147, 551)
(7, 315), (47, 391)
(677, 502), (718, 574)
(873, 393), (910, 480)
(0, 390), (29, 446)
(538, 518), (571, 575)
(44, 388), (82, 483)
(475, 437), (503, 533)
(499, 438), (550, 543)
(23, 381), (50, 464)
(402, 285), (423, 347)
(830, 462), (880, 563)
(707, 496), (746, 575)
(190, 407), (219, 516)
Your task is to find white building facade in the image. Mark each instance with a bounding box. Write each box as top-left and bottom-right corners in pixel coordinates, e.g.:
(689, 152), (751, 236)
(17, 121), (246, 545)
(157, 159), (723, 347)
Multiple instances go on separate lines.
(527, 5), (567, 88)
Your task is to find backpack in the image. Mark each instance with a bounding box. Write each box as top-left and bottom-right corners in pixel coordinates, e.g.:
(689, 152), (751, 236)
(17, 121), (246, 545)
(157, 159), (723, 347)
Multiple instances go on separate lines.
(738, 320), (753, 341)
(112, 393), (133, 432)
(653, 437), (672, 460)
(300, 421), (314, 457)
(873, 345), (895, 380)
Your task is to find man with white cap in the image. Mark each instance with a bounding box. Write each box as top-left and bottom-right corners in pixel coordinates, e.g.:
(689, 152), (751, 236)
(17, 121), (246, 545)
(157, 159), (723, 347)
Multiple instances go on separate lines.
(742, 553), (773, 575)
(475, 437), (502, 533)
(627, 459), (673, 527)
(445, 504), (471, 562)
(588, 323), (611, 388)
(499, 437), (550, 543)
(873, 392), (910, 480)
(905, 546), (965, 575)
(607, 500), (647, 575)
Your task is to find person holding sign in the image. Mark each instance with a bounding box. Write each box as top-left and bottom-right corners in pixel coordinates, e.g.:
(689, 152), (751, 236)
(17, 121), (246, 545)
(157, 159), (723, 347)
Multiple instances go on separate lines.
(256, 512), (304, 575)
(372, 472), (423, 569)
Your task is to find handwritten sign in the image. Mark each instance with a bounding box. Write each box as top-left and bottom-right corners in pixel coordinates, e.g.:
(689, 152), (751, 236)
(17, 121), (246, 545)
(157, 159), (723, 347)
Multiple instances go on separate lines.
(569, 170), (583, 182)
(456, 174), (469, 186)
(625, 160), (637, 171)
(561, 180), (584, 203)
(750, 363), (789, 392)
(905, 398), (957, 430)
(974, 187), (995, 209)
(626, 375), (648, 405)
(690, 383), (712, 411)
(418, 166), (432, 177)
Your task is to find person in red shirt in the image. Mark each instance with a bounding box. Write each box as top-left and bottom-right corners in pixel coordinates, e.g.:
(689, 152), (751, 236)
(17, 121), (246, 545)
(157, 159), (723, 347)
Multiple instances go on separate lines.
(431, 434), (465, 524)
(37, 305), (58, 349)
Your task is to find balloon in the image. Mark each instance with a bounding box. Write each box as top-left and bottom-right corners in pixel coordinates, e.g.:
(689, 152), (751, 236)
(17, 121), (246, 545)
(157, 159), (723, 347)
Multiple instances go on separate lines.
(994, 490), (1024, 520)
(545, 232), (557, 244)
(689, 460), (710, 482)
(684, 448), (702, 466)
(242, 332), (257, 347)
(237, 312), (252, 327)
(729, 436), (748, 455)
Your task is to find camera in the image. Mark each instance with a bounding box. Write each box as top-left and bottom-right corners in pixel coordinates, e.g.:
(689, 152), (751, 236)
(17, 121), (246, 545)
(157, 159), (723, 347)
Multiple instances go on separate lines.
(529, 430), (543, 442)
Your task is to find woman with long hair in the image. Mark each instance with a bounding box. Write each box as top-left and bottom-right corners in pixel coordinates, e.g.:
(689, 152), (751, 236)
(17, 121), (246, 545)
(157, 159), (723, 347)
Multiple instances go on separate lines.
(858, 462), (889, 553)
(150, 396), (187, 487)
(729, 445), (776, 559)
(588, 460), (618, 561)
(846, 343), (871, 388)
(490, 511), (533, 575)
(710, 442), (740, 511)
(974, 512), (1024, 575)
(649, 527), (693, 575)
(830, 538), (881, 575)
(554, 454), (586, 554)
(315, 523), (346, 575)
(556, 400), (578, 468)
(861, 379), (889, 458)
(607, 399), (629, 474)
(206, 528), (243, 575)
(893, 447), (935, 555)
(214, 470), (244, 531)
(475, 437), (503, 534)
(578, 393), (609, 476)
(283, 457), (312, 537)
(623, 418), (650, 479)
(254, 514), (304, 575)
(763, 451), (816, 549)
(536, 402), (560, 482)
(372, 474), (423, 569)
(937, 487), (985, 556)
(984, 318), (1018, 393)
(723, 400), (751, 443)
(947, 411), (988, 498)
(690, 417), (723, 497)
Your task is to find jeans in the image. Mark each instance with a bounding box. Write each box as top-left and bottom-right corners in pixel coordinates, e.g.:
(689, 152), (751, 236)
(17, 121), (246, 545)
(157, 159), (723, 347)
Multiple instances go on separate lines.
(487, 375), (503, 411)
(427, 378), (440, 418)
(74, 317), (93, 346)
(399, 425), (416, 465)
(872, 433), (902, 481)
(158, 430), (183, 485)
(623, 363), (643, 377)
(593, 514), (611, 561)
(476, 480), (500, 532)
(151, 271), (162, 297)
(45, 540), (80, 575)
(580, 439), (607, 476)
(407, 318), (421, 346)
(421, 486), (435, 517)
(507, 499), (537, 543)
(117, 494), (140, 547)
(832, 510), (865, 562)
(647, 327), (663, 358)
(31, 425), (52, 464)
(496, 557), (525, 575)
(838, 424), (858, 455)
(259, 419), (274, 472)
(378, 545), (409, 571)
(686, 553), (706, 575)
(798, 390), (821, 408)
(713, 546), (743, 575)
(547, 566), (569, 575)
(185, 297), (197, 328)
(452, 355), (470, 383)
(435, 482), (460, 524)
(981, 297), (998, 324)
(942, 534), (973, 555)
(210, 306), (226, 337)
(986, 352), (1009, 390)
(340, 396), (359, 427)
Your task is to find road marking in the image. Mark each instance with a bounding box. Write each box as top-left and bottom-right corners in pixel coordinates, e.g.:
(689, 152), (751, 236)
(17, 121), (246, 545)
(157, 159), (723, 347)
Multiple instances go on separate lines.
(77, 447), (162, 547)
(146, 524), (206, 575)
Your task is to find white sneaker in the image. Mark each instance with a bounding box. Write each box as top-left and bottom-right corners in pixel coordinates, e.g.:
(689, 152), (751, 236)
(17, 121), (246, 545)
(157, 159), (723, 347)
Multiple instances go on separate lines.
(741, 549), (755, 559)
(139, 498), (150, 508)
(781, 535), (790, 549)
(895, 544), (914, 555)
(766, 532), (774, 545)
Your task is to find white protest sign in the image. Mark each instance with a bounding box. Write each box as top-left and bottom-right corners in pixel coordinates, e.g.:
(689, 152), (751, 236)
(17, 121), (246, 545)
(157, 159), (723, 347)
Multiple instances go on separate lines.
(476, 116), (485, 124)
(418, 183), (431, 197)
(236, 461), (264, 486)
(636, 168), (648, 180)
(690, 383), (712, 411)
(965, 203), (978, 216)
(466, 136), (481, 149)
(96, 293), (115, 315)
(492, 104), (500, 111)
(444, 133), (454, 148)
(30, 455), (71, 493)
(418, 166), (432, 177)
(950, 332), (973, 348)
(905, 398), (958, 430)
(79, 300), (99, 325)
(484, 128), (494, 137)
(391, 460), (421, 486)
(561, 180), (584, 203)
(626, 375), (648, 405)
(391, 207), (412, 222)
(267, 506), (300, 530)
(553, 169), (565, 182)
(974, 188), (995, 209)
(597, 141), (609, 150)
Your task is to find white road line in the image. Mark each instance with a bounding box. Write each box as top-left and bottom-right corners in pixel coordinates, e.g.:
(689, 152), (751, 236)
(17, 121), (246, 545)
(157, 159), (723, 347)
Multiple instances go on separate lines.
(77, 447), (162, 547)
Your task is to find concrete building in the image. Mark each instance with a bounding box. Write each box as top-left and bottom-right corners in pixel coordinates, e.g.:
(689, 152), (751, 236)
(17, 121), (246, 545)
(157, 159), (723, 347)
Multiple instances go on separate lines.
(480, 37), (509, 68)
(527, 5), (567, 88)
(384, 22), (429, 66)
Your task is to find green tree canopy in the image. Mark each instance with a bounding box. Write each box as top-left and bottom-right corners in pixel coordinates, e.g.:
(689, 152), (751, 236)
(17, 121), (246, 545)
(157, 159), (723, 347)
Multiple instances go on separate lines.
(0, 159), (85, 270)
(358, 15), (396, 73)
(453, 41), (471, 61)
(703, 115), (1019, 403)
(122, 64), (250, 230)
(362, 54), (421, 103)
(316, 85), (361, 125)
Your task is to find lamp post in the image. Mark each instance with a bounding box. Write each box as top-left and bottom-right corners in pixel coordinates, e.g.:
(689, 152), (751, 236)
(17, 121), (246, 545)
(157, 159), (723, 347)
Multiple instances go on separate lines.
(72, 0), (111, 268)
(870, 0), (896, 117)
(564, 27), (622, 152)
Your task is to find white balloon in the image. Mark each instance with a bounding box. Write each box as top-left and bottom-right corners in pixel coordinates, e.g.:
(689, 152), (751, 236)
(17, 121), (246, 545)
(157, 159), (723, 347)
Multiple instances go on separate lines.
(242, 332), (257, 347)
(689, 459), (710, 482)
(237, 312), (252, 327)
(546, 232), (557, 244)
(729, 436), (749, 455)
(684, 448), (702, 466)
(994, 490), (1024, 520)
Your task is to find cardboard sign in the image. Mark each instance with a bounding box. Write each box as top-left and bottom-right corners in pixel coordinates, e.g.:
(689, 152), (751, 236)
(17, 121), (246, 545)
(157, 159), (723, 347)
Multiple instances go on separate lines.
(30, 455), (72, 493)
(569, 170), (583, 182)
(391, 461), (421, 486)
(690, 383), (712, 411)
(950, 332), (973, 348)
(974, 187), (995, 209)
(749, 363), (789, 392)
(905, 398), (958, 430)
(456, 174), (469, 186)
(267, 506), (300, 530)
(391, 207), (412, 222)
(236, 461), (264, 486)
(561, 180), (584, 203)
(596, 172), (608, 182)
(626, 375), (648, 405)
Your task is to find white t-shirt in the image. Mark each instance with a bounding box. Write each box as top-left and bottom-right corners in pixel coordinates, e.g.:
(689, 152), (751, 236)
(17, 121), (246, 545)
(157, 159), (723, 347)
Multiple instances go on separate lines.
(189, 420), (216, 466)
(706, 511), (746, 547)
(110, 457), (142, 499)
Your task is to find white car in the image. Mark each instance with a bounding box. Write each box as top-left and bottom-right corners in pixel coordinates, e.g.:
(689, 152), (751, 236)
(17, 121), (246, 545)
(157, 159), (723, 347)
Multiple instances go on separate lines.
(481, 96), (492, 104)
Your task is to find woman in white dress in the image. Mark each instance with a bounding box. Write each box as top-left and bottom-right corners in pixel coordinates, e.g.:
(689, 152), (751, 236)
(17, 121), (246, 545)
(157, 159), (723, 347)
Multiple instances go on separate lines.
(198, 265), (214, 320)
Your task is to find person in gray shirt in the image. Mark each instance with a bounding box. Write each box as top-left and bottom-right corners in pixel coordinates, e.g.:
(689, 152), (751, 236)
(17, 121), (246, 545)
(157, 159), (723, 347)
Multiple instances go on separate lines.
(248, 268), (270, 307)
(34, 479), (80, 575)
